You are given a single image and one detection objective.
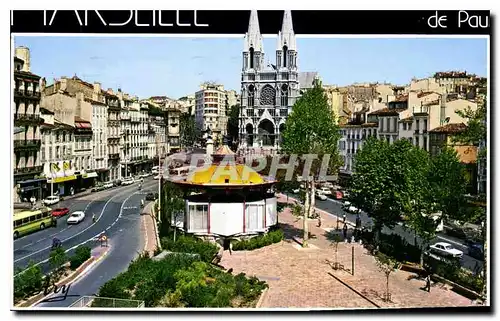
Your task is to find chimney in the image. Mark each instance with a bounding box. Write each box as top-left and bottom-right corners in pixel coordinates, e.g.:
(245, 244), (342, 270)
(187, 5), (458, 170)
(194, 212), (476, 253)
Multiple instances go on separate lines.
(60, 78), (68, 91)
(107, 88), (113, 95)
(93, 82), (101, 93)
(15, 46), (30, 72)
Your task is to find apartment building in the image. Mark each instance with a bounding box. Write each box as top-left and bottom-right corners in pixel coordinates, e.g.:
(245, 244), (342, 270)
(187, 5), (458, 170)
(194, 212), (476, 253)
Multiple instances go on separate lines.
(90, 97), (108, 182)
(177, 95), (196, 115)
(40, 108), (76, 197)
(166, 108), (181, 154)
(146, 103), (166, 164)
(195, 83), (228, 141)
(120, 97), (132, 178)
(105, 90), (121, 182)
(13, 47), (44, 202)
(74, 116), (96, 188)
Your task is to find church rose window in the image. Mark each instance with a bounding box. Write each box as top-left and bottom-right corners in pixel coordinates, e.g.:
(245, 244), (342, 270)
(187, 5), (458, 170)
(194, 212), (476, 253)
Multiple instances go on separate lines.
(260, 86), (276, 106)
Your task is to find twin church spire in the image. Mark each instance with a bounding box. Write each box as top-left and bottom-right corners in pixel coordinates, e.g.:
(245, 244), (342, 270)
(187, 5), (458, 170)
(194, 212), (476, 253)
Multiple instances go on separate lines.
(243, 10), (297, 71)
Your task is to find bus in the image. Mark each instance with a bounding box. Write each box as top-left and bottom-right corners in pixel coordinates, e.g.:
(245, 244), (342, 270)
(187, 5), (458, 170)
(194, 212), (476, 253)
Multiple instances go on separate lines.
(13, 207), (55, 239)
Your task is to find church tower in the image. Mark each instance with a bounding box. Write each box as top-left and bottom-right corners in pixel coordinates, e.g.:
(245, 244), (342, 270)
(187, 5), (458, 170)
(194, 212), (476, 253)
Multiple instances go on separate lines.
(239, 10), (300, 151)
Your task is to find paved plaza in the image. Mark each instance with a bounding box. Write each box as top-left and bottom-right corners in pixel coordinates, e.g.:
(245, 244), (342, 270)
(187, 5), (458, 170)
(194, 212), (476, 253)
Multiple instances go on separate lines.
(219, 195), (475, 309)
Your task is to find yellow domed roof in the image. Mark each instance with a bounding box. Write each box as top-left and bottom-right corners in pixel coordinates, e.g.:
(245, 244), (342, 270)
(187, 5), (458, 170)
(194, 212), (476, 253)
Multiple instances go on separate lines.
(186, 164), (266, 185)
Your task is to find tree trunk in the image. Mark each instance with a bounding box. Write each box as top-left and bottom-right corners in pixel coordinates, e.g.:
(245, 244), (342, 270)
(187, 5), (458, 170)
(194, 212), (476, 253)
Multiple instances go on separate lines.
(310, 179), (316, 220)
(335, 242), (338, 264)
(303, 181), (310, 248)
(386, 273), (390, 300)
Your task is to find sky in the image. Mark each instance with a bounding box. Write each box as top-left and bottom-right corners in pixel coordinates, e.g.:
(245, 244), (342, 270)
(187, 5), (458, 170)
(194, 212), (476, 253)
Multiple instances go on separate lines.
(14, 36), (488, 100)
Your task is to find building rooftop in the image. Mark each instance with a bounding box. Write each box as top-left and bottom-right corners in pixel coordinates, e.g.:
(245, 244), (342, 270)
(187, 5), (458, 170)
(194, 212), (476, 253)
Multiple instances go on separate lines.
(399, 116), (414, 123)
(429, 123), (467, 134)
(368, 108), (406, 116)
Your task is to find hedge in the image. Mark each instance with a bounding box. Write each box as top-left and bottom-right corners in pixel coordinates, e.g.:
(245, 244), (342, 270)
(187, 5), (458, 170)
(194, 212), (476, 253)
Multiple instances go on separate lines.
(232, 229), (284, 251)
(70, 246), (92, 270)
(424, 255), (484, 293)
(161, 235), (219, 263)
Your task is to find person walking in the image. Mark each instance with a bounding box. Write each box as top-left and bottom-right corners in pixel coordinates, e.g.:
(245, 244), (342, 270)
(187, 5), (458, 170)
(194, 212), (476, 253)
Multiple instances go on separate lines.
(92, 213), (96, 223)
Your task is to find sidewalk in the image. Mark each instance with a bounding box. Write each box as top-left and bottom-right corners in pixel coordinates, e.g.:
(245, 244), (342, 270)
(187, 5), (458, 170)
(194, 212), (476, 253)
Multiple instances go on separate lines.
(141, 201), (159, 257)
(218, 194), (475, 308)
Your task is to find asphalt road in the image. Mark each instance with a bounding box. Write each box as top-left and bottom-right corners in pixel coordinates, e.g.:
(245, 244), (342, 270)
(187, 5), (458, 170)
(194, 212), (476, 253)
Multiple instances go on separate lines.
(283, 192), (484, 272)
(14, 178), (157, 274)
(34, 188), (147, 308)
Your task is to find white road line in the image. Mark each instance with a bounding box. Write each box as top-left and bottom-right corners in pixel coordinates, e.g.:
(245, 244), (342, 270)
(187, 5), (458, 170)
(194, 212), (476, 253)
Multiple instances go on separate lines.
(14, 188), (135, 264)
(437, 235), (468, 249)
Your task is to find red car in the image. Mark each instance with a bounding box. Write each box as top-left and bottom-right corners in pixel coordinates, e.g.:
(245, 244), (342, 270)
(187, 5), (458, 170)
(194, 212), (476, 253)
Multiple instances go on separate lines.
(52, 207), (70, 217)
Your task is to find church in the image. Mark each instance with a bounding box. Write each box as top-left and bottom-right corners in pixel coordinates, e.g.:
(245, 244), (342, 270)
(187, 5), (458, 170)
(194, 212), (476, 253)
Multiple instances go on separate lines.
(239, 10), (318, 152)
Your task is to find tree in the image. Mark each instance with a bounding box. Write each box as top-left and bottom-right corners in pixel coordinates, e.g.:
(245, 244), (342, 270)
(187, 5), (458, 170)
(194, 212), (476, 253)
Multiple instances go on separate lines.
(281, 82), (341, 247)
(374, 252), (400, 302)
(226, 104), (240, 147)
(453, 99), (487, 149)
(49, 246), (68, 278)
(427, 147), (469, 221)
(329, 232), (343, 270)
(180, 113), (200, 148)
(162, 181), (187, 241)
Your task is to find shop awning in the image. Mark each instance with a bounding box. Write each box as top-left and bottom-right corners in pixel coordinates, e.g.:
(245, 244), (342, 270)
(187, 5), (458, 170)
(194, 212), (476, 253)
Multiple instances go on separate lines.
(18, 178), (46, 185)
(48, 175), (77, 184)
(83, 172), (98, 179)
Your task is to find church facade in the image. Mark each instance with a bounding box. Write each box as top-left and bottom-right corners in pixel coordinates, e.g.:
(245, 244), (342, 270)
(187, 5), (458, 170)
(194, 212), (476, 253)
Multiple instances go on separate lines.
(239, 10), (300, 150)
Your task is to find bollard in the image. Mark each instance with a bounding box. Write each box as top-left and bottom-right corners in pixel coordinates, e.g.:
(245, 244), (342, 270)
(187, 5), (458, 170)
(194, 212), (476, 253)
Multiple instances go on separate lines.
(352, 246), (355, 276)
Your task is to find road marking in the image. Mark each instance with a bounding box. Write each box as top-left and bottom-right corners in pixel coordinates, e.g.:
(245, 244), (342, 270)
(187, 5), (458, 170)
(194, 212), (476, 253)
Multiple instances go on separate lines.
(123, 206), (138, 210)
(14, 187), (138, 265)
(436, 235), (468, 249)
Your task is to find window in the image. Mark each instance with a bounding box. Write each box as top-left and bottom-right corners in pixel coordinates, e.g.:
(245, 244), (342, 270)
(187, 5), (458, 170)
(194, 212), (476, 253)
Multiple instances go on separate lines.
(281, 84), (288, 106)
(416, 119), (420, 132)
(415, 136), (419, 147)
(249, 47), (254, 69)
(408, 123), (412, 130)
(283, 46), (288, 67)
(189, 204), (208, 232)
(247, 85), (255, 107)
(245, 204), (264, 231)
(423, 137), (427, 151)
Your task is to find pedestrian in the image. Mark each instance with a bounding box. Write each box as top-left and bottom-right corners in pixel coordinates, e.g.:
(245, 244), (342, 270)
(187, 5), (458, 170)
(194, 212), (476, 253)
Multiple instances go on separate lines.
(343, 214), (346, 224)
(426, 274), (431, 292)
(343, 223), (348, 239)
(92, 213), (96, 223)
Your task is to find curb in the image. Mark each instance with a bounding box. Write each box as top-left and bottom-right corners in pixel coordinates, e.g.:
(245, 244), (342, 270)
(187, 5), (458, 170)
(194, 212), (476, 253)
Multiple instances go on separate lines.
(278, 193), (357, 228)
(255, 287), (269, 308)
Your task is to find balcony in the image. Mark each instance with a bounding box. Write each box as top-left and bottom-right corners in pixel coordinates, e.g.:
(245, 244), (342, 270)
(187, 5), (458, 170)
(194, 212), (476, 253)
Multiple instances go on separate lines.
(14, 89), (41, 98)
(14, 113), (43, 125)
(14, 139), (41, 150)
(413, 106), (429, 115)
(108, 153), (120, 160)
(14, 165), (43, 176)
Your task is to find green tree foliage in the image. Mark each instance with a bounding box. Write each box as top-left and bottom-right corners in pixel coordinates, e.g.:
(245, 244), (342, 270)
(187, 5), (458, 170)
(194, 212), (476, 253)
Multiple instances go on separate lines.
(280, 83), (341, 247)
(49, 246), (68, 276)
(349, 138), (469, 253)
(14, 261), (44, 302)
(226, 104), (240, 146)
(453, 99), (487, 148)
(69, 245), (92, 270)
(160, 181), (187, 240)
(179, 113), (200, 148)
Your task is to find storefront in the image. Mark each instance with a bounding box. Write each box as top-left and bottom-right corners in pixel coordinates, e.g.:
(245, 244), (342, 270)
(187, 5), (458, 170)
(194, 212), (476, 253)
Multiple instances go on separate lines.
(43, 160), (77, 197)
(17, 178), (45, 202)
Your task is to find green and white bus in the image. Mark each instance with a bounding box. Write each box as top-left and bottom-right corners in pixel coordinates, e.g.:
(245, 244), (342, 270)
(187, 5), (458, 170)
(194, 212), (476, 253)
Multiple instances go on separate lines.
(13, 207), (55, 239)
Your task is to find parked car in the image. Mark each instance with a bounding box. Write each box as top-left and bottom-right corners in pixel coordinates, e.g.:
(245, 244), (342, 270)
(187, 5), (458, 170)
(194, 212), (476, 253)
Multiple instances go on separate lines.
(153, 175), (161, 180)
(342, 201), (359, 214)
(292, 188), (300, 194)
(43, 195), (60, 206)
(91, 185), (105, 192)
(67, 211), (86, 224)
(103, 181), (114, 189)
(122, 177), (135, 185)
(139, 173), (150, 178)
(52, 207), (70, 217)
(429, 242), (464, 259)
(145, 192), (156, 201)
(322, 182), (334, 189)
(334, 190), (343, 200)
(315, 192), (327, 201)
(318, 187), (332, 196)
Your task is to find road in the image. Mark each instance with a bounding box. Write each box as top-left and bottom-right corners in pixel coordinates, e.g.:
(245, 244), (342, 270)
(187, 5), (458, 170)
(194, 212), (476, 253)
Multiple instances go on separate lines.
(34, 185), (149, 308)
(283, 192), (483, 272)
(14, 178), (157, 275)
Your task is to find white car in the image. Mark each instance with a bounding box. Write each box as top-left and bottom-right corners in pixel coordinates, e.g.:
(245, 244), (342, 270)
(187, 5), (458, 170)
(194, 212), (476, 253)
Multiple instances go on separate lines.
(315, 192), (327, 201)
(342, 202), (359, 214)
(322, 182), (334, 189)
(122, 177), (135, 185)
(292, 188), (300, 194)
(67, 211), (86, 224)
(43, 195), (60, 206)
(154, 175), (161, 180)
(318, 187), (332, 196)
(429, 242), (463, 259)
(103, 181), (114, 189)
